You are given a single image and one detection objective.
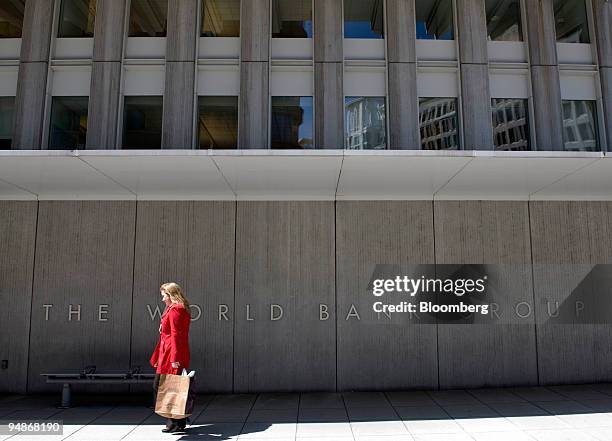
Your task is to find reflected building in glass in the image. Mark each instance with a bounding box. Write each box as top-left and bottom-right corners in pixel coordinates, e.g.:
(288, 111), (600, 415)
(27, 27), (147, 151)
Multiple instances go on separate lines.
(491, 99), (530, 151)
(419, 98), (459, 150)
(345, 97), (386, 150)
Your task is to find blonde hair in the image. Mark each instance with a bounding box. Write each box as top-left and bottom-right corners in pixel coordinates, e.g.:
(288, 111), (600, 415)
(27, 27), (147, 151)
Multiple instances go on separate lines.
(160, 282), (191, 316)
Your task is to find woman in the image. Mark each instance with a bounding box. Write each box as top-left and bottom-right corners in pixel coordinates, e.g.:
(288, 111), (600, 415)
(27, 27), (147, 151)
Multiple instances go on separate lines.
(150, 282), (191, 433)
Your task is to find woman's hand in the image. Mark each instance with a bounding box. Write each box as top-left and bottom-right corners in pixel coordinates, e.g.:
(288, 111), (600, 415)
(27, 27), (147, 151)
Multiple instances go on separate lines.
(154, 363), (158, 368)
(171, 362), (180, 369)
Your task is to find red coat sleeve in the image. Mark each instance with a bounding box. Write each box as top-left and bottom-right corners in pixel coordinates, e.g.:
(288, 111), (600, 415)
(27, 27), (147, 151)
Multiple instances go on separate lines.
(149, 339), (160, 367)
(168, 307), (184, 363)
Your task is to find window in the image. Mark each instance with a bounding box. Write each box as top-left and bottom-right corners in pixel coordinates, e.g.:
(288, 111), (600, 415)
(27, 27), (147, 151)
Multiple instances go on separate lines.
(129, 0), (168, 37)
(122, 96), (163, 149)
(49, 97), (88, 149)
(491, 99), (529, 151)
(201, 0), (240, 37)
(0, 0), (25, 38)
(272, 0), (312, 38)
(271, 96), (313, 149)
(344, 0), (384, 39)
(57, 0), (96, 38)
(416, 0), (454, 40)
(198, 96), (238, 149)
(0, 97), (14, 149)
(554, 0), (590, 43)
(561, 100), (598, 151)
(419, 98), (459, 150)
(486, 0), (522, 41)
(345, 96), (386, 149)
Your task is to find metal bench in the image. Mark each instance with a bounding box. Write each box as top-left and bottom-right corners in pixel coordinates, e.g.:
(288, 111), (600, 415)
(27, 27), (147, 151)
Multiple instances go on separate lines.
(41, 366), (155, 408)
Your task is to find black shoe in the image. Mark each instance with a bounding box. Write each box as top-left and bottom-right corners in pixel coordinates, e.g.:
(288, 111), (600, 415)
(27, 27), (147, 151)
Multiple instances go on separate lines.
(161, 423), (178, 433)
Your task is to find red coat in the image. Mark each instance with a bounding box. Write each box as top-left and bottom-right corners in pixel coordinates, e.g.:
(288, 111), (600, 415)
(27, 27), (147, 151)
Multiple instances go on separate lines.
(149, 303), (191, 375)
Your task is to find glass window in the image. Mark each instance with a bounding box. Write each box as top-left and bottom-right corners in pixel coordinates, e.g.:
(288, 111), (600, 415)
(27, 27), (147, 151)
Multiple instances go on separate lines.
(201, 0), (240, 37)
(561, 100), (598, 151)
(419, 97), (459, 150)
(554, 0), (590, 43)
(491, 98), (529, 151)
(271, 96), (313, 149)
(344, 0), (384, 39)
(486, 0), (522, 41)
(0, 0), (25, 38)
(122, 96), (163, 149)
(129, 0), (168, 37)
(198, 96), (238, 149)
(416, 0), (454, 40)
(58, 0), (96, 38)
(272, 0), (312, 38)
(49, 97), (88, 149)
(345, 96), (386, 149)
(0, 97), (15, 149)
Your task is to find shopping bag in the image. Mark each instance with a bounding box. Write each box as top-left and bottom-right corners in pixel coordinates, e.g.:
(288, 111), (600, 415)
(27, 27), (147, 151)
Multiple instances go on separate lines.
(154, 373), (195, 419)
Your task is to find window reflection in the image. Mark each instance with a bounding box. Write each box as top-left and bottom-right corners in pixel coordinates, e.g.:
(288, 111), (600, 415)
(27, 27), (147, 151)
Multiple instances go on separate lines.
(272, 0), (312, 38)
(271, 96), (313, 149)
(486, 0), (522, 41)
(554, 0), (590, 43)
(562, 100), (598, 151)
(0, 97), (14, 149)
(202, 0), (240, 37)
(419, 97), (459, 150)
(345, 96), (386, 149)
(122, 96), (163, 149)
(416, 0), (454, 40)
(49, 97), (88, 149)
(0, 0), (25, 38)
(58, 0), (96, 38)
(491, 98), (530, 151)
(129, 0), (168, 37)
(344, 0), (384, 39)
(198, 96), (238, 149)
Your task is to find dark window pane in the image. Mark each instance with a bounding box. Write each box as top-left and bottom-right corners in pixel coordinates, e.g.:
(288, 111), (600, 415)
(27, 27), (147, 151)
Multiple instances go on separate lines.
(554, 0), (590, 43)
(416, 0), (454, 40)
(198, 96), (238, 149)
(419, 97), (459, 150)
(345, 96), (386, 149)
(562, 100), (598, 151)
(58, 0), (96, 38)
(202, 0), (240, 37)
(122, 96), (163, 149)
(0, 0), (25, 38)
(129, 0), (168, 37)
(271, 96), (313, 149)
(49, 96), (88, 149)
(491, 98), (530, 151)
(344, 0), (384, 39)
(486, 0), (522, 41)
(272, 0), (312, 38)
(0, 96), (15, 149)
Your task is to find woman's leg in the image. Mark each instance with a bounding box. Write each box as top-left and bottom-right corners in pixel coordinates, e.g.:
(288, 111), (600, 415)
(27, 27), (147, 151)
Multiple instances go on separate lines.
(153, 374), (175, 430)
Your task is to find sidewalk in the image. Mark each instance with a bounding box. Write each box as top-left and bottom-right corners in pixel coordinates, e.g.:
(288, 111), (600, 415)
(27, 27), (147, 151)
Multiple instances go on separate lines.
(2, 384), (612, 441)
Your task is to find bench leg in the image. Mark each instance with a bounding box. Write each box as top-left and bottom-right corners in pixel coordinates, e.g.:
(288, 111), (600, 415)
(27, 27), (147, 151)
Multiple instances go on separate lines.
(60, 383), (72, 408)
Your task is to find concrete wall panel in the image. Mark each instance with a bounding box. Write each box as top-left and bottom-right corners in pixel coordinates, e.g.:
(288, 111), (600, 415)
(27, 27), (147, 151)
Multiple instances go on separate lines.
(130, 202), (235, 393)
(386, 0), (416, 63)
(314, 62), (343, 149)
(336, 201), (438, 391)
(87, 62), (122, 149)
(314, 0), (343, 62)
(166, 0), (198, 62)
(20, 0), (54, 63)
(524, 0), (558, 66)
(456, 0), (488, 64)
(530, 201), (612, 384)
(434, 201), (538, 389)
(460, 63), (493, 149)
(0, 202), (37, 394)
(162, 62), (196, 148)
(92, 0), (127, 62)
(241, 0), (270, 62)
(531, 65), (564, 150)
(13, 62), (49, 149)
(27, 202), (136, 393)
(388, 62), (419, 149)
(592, 0), (612, 68)
(239, 61), (269, 149)
(234, 202), (336, 392)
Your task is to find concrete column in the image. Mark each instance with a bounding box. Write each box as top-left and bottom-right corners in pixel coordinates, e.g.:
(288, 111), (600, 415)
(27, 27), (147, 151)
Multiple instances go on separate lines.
(12, 0), (55, 149)
(238, 0), (270, 149)
(162, 0), (198, 149)
(314, 0), (343, 149)
(87, 0), (127, 149)
(456, 0), (493, 149)
(386, 0), (419, 149)
(592, 0), (612, 151)
(524, 0), (564, 150)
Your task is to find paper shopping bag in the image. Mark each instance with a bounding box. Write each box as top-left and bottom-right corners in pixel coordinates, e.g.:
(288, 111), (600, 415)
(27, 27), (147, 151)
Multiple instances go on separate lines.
(155, 374), (193, 419)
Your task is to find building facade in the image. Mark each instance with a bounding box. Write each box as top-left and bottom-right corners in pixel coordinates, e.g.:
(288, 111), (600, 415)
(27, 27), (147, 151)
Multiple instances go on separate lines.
(1, 0), (612, 395)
